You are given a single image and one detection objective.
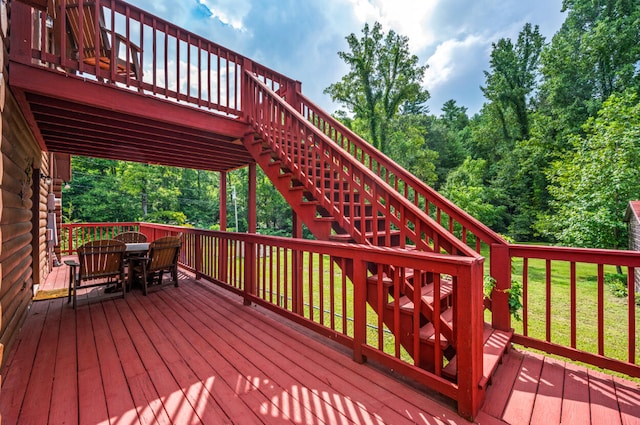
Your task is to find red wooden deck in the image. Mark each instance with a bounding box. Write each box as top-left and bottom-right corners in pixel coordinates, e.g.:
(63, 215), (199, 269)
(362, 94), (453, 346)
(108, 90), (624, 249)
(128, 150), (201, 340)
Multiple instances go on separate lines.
(2, 265), (639, 424)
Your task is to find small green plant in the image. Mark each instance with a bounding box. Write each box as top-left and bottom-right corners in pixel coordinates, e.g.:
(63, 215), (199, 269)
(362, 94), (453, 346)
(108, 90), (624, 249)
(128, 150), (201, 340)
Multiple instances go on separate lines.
(484, 276), (523, 321)
(604, 273), (628, 298)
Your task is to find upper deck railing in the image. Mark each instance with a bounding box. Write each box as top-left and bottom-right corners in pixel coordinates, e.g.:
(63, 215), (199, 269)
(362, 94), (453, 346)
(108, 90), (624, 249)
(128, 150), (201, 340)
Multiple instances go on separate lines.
(13, 0), (297, 117)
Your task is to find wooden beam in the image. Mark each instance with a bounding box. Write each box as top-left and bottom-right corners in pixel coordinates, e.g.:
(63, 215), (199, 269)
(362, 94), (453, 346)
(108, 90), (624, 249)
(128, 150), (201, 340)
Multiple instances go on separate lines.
(9, 62), (251, 138)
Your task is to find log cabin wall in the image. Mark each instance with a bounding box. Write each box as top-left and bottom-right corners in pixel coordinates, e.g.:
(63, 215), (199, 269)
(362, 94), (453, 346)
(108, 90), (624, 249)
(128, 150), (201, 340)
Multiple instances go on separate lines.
(0, 1), (46, 372)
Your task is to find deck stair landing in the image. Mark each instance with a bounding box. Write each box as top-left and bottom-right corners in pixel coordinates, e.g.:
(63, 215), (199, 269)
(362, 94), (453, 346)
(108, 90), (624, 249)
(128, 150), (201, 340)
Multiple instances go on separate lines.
(242, 84), (512, 388)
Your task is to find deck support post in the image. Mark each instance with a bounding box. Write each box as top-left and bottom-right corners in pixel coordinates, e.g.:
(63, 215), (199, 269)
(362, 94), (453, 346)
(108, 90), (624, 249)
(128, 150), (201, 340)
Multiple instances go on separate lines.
(194, 233), (202, 280)
(244, 160), (257, 305)
(456, 258), (485, 420)
(490, 243), (512, 332)
(219, 171), (228, 283)
(247, 161), (257, 234)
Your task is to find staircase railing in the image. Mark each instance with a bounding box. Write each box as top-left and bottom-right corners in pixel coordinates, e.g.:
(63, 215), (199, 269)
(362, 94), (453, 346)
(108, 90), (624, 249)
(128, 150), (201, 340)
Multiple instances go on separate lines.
(293, 93), (514, 330)
(296, 94), (505, 251)
(244, 72), (478, 259)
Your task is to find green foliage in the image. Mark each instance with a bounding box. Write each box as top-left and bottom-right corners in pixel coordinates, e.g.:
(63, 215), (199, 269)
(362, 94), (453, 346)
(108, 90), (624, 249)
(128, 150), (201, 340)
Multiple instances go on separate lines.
(441, 158), (508, 231)
(539, 89), (640, 249)
(484, 276), (523, 321)
(482, 23), (545, 141)
(539, 0), (640, 139)
(604, 273), (628, 298)
(324, 21), (429, 154)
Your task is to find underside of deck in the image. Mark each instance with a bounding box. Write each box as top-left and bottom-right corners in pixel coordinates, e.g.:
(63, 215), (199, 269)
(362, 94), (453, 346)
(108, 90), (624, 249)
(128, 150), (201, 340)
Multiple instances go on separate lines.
(10, 62), (253, 172)
(2, 265), (639, 424)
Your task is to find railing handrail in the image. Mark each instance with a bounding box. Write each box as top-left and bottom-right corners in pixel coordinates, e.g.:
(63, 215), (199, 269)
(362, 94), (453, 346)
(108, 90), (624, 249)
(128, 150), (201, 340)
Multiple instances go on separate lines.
(509, 243), (640, 266)
(15, 0), (297, 118)
(246, 72), (479, 259)
(297, 92), (506, 248)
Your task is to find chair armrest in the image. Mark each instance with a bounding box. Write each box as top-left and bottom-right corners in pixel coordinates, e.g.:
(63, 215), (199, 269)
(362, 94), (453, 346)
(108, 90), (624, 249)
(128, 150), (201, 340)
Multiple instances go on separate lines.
(113, 32), (141, 53)
(64, 259), (79, 267)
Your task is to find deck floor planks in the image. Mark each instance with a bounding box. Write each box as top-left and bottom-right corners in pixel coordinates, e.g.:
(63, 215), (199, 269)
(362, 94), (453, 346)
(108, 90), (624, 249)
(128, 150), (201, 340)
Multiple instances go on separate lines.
(182, 282), (461, 425)
(76, 300), (111, 425)
(178, 283), (399, 424)
(126, 291), (241, 424)
(18, 297), (64, 425)
(114, 295), (205, 424)
(181, 285), (383, 425)
(529, 356), (565, 425)
(480, 348), (523, 419)
(588, 368), (623, 425)
(0, 299), (50, 424)
(148, 286), (288, 424)
(561, 361), (591, 424)
(614, 376), (640, 425)
(4, 270), (640, 425)
(501, 352), (544, 424)
(90, 300), (142, 425)
(154, 285), (315, 424)
(48, 298), (80, 425)
(101, 300), (173, 424)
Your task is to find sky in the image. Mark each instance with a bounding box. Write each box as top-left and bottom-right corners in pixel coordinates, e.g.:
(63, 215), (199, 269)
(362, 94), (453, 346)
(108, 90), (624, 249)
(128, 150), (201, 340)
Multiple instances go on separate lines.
(124, 0), (567, 116)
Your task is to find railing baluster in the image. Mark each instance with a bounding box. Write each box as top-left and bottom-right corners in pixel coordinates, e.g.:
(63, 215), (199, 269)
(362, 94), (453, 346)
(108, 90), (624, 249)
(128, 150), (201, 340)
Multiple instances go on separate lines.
(598, 263), (605, 356)
(546, 259), (552, 342)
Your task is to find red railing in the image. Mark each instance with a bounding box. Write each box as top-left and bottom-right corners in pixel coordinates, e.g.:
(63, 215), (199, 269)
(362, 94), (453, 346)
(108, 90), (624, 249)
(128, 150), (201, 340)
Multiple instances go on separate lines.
(245, 72), (478, 260)
(16, 0), (296, 117)
(296, 93), (505, 252)
(59, 221), (485, 418)
(507, 244), (639, 377)
(291, 93), (515, 331)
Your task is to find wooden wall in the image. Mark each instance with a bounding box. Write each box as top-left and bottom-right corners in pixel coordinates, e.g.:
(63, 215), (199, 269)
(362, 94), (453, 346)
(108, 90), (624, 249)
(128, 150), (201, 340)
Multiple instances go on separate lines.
(0, 1), (46, 373)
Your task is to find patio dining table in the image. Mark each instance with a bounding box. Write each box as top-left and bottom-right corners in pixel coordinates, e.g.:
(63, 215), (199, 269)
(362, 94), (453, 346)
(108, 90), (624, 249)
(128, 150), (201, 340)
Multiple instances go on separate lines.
(125, 242), (150, 290)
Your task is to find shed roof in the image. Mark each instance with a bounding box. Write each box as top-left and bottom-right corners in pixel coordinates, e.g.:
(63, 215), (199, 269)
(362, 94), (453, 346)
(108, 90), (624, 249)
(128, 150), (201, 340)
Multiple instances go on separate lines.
(624, 201), (640, 222)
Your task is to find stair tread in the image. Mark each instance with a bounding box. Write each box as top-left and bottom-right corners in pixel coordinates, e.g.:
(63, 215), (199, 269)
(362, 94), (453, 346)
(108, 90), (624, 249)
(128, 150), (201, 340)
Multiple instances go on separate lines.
(392, 280), (454, 309)
(441, 324), (512, 388)
(418, 307), (454, 342)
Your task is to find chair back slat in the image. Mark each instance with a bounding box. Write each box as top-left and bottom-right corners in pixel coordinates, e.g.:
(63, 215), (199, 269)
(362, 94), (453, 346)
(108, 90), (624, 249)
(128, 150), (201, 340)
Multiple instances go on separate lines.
(77, 239), (126, 282)
(65, 1), (110, 59)
(148, 236), (181, 273)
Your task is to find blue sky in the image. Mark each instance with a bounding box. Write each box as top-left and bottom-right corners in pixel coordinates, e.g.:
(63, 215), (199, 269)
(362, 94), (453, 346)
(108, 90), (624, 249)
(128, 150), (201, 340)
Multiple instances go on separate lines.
(125, 0), (566, 116)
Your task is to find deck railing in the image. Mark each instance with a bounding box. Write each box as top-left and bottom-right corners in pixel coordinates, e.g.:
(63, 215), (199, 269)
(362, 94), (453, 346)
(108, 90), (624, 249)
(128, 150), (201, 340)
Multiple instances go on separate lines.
(292, 95), (523, 332)
(61, 221), (640, 380)
(60, 221), (485, 418)
(507, 244), (639, 377)
(15, 0), (296, 117)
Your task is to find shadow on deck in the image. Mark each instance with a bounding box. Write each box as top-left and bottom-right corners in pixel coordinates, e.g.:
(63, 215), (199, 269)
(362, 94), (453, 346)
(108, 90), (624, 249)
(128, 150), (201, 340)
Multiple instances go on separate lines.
(2, 265), (639, 424)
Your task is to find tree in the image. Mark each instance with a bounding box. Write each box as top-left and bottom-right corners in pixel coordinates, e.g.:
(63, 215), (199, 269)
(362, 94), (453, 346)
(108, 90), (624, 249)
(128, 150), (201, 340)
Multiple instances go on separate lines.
(481, 23), (545, 142)
(440, 158), (508, 231)
(538, 89), (640, 249)
(539, 0), (640, 140)
(324, 22), (429, 153)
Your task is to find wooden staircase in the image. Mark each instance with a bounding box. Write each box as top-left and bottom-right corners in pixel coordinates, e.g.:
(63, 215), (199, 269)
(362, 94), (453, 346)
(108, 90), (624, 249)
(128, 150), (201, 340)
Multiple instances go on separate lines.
(243, 76), (512, 388)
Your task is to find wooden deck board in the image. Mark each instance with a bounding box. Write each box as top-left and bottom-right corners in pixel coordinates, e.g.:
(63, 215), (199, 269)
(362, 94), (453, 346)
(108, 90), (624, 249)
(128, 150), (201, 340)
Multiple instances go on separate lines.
(561, 362), (591, 424)
(501, 353), (543, 424)
(529, 356), (565, 425)
(2, 268), (640, 424)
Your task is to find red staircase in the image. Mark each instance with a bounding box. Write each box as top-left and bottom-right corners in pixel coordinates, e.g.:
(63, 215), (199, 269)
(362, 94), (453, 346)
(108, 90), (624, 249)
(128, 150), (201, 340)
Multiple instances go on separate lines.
(243, 73), (511, 382)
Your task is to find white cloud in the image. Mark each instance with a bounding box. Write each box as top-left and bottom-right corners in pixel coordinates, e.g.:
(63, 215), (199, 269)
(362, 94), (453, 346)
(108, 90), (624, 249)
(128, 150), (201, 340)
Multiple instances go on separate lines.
(198, 0), (251, 31)
(344, 0), (439, 52)
(424, 35), (488, 90)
